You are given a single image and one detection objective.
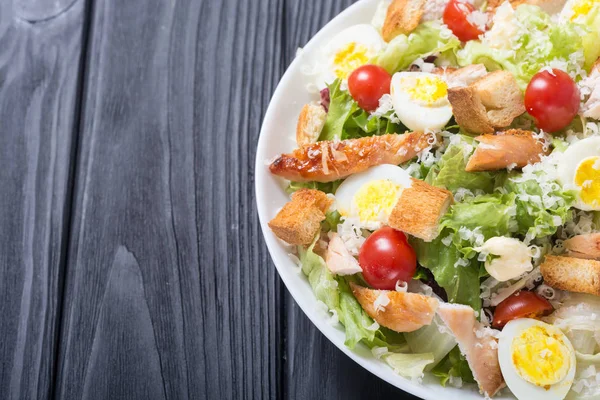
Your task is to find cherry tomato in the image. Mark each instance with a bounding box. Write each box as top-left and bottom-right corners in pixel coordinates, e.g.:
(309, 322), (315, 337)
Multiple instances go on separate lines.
(348, 65), (392, 112)
(443, 0), (484, 42)
(492, 291), (553, 329)
(525, 69), (580, 133)
(358, 227), (417, 290)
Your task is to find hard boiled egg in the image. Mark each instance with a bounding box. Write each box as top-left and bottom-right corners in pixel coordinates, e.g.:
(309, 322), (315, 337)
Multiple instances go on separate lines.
(557, 136), (600, 211)
(317, 24), (385, 88)
(498, 319), (576, 400)
(560, 0), (600, 23)
(390, 72), (453, 132)
(335, 164), (412, 230)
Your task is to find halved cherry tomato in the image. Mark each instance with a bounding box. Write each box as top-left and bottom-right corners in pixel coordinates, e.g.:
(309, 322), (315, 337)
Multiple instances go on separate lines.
(358, 227), (417, 290)
(492, 290), (554, 329)
(348, 65), (392, 112)
(525, 69), (580, 133)
(443, 0), (484, 42)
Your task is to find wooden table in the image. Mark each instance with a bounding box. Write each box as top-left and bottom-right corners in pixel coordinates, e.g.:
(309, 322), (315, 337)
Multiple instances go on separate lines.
(0, 0), (417, 398)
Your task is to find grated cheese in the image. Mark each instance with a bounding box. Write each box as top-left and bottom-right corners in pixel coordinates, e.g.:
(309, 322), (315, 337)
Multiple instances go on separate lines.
(373, 292), (390, 312)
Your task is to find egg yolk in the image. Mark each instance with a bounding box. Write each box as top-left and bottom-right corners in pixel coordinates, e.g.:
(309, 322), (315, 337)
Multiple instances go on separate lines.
(574, 156), (600, 208)
(353, 180), (402, 223)
(511, 325), (571, 387)
(571, 0), (599, 19)
(400, 76), (448, 106)
(333, 42), (370, 80)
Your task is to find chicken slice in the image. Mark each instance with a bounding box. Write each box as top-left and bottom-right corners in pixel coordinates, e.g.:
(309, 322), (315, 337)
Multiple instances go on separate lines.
(325, 233), (362, 276)
(437, 303), (505, 397)
(564, 233), (600, 260)
(269, 131), (435, 183)
(465, 129), (550, 172)
(350, 283), (439, 332)
(583, 60), (600, 120)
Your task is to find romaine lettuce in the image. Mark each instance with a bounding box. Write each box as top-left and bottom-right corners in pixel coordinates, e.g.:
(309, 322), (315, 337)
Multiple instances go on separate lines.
(373, 22), (461, 74)
(458, 4), (586, 89)
(431, 346), (476, 387)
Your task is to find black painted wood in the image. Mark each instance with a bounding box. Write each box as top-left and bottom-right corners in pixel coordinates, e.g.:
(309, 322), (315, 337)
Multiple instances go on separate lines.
(54, 0), (287, 399)
(0, 1), (86, 399)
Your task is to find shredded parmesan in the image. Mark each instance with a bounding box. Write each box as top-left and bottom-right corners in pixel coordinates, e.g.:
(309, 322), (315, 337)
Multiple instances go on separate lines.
(373, 292), (390, 312)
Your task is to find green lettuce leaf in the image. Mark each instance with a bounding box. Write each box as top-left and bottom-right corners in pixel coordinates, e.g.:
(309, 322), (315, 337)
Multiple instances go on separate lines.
(404, 315), (457, 370)
(373, 22), (461, 74)
(286, 180), (342, 195)
(458, 5), (585, 89)
(412, 236), (482, 311)
(383, 353), (435, 379)
(298, 238), (340, 311)
(426, 140), (500, 193)
(504, 171), (575, 240)
(319, 79), (402, 142)
(431, 346), (476, 387)
(319, 79), (358, 141)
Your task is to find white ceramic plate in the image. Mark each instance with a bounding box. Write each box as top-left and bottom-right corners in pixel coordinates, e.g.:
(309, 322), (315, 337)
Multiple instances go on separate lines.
(255, 1), (513, 399)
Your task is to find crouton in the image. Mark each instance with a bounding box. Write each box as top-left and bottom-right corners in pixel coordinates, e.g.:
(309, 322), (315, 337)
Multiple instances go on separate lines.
(465, 129), (550, 172)
(564, 233), (600, 260)
(268, 189), (333, 245)
(388, 178), (453, 242)
(540, 255), (600, 296)
(488, 0), (566, 15)
(296, 103), (327, 146)
(325, 233), (362, 275)
(382, 0), (427, 42)
(350, 283), (439, 332)
(448, 70), (525, 135)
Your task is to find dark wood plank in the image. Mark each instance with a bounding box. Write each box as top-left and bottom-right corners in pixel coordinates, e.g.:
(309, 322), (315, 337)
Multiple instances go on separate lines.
(54, 0), (285, 399)
(282, 1), (418, 398)
(0, 1), (86, 399)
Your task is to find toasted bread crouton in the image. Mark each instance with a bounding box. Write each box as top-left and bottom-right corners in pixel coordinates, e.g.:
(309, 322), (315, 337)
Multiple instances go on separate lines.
(540, 255), (600, 296)
(488, 0), (566, 14)
(268, 189), (333, 245)
(465, 129), (550, 172)
(350, 283), (439, 332)
(564, 234), (600, 260)
(448, 71), (525, 134)
(296, 103), (327, 146)
(382, 0), (427, 42)
(388, 178), (453, 241)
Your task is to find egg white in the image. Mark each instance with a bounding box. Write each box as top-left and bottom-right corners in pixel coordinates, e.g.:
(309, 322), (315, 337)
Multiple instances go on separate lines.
(557, 136), (600, 211)
(559, 0), (599, 23)
(498, 319), (576, 400)
(390, 72), (453, 132)
(335, 164), (413, 229)
(316, 24), (385, 89)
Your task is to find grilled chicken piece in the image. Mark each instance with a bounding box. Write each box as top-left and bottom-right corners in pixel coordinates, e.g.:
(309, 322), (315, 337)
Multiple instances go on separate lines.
(564, 233), (600, 260)
(325, 233), (362, 276)
(437, 303), (505, 397)
(269, 131), (434, 183)
(434, 64), (488, 88)
(465, 129), (549, 172)
(350, 283), (439, 332)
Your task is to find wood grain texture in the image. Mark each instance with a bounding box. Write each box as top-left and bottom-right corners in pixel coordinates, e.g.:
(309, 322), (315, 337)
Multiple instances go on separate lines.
(282, 2), (417, 398)
(55, 0), (285, 399)
(0, 1), (85, 399)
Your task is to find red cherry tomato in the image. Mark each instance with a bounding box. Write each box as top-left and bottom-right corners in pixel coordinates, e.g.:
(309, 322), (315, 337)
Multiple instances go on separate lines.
(358, 227), (417, 290)
(443, 0), (484, 42)
(492, 291), (554, 329)
(348, 65), (392, 112)
(525, 69), (580, 133)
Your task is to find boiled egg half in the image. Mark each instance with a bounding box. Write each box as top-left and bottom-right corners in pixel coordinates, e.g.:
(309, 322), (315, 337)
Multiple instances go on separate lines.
(390, 72), (453, 132)
(557, 136), (600, 211)
(317, 24), (385, 88)
(334, 164), (412, 230)
(560, 0), (600, 23)
(498, 319), (576, 400)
